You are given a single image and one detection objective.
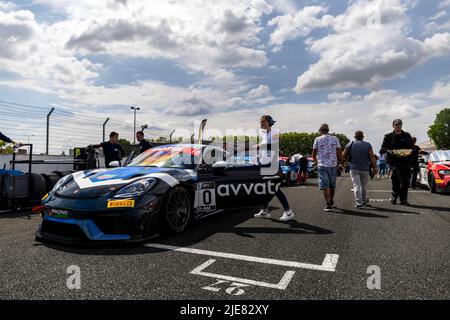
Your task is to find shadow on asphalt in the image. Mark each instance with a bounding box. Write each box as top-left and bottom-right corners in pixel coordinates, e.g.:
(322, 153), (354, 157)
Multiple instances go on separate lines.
(328, 207), (389, 218)
(408, 204), (450, 212)
(328, 204), (422, 218)
(34, 207), (334, 255)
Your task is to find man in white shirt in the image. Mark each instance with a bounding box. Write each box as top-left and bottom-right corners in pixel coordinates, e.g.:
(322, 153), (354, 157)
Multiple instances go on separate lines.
(312, 124), (343, 212)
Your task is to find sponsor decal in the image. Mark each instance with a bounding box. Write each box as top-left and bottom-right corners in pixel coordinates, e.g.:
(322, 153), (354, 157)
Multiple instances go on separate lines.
(107, 199), (135, 208)
(49, 209), (69, 218)
(217, 181), (281, 197)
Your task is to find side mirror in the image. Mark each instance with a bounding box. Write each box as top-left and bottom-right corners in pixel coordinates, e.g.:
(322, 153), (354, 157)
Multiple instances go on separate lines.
(109, 161), (121, 168)
(212, 161), (227, 175)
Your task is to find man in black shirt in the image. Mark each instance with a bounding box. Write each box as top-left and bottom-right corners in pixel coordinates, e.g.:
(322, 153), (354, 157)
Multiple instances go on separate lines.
(93, 131), (125, 168)
(380, 119), (413, 205)
(136, 131), (153, 154)
(410, 137), (428, 189)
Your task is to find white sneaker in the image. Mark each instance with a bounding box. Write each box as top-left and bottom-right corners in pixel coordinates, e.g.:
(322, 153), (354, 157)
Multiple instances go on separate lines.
(280, 209), (295, 221)
(254, 209), (270, 219)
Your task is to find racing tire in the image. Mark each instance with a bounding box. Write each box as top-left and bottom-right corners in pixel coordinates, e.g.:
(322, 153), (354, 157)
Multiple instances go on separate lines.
(428, 173), (437, 193)
(160, 186), (193, 234)
(30, 173), (47, 200)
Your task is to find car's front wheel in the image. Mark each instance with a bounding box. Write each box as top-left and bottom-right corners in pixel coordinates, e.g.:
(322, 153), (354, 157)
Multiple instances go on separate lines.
(428, 173), (437, 193)
(160, 186), (192, 234)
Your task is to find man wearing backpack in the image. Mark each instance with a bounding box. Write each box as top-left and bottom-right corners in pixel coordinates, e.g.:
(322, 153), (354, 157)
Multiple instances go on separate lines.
(343, 131), (378, 208)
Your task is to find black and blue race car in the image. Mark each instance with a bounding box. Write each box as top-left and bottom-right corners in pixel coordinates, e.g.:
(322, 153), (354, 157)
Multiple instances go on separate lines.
(36, 144), (282, 244)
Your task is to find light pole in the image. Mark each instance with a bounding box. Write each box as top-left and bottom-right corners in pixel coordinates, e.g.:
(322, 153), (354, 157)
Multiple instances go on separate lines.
(131, 106), (140, 143)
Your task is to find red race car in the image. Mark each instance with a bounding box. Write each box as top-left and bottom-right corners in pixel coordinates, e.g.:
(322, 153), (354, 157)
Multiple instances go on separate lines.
(417, 150), (450, 193)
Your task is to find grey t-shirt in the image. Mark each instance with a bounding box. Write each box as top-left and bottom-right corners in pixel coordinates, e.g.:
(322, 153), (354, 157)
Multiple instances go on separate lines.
(346, 140), (372, 172)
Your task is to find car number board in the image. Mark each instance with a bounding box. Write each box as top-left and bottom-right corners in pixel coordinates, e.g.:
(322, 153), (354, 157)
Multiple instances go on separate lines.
(194, 182), (216, 213)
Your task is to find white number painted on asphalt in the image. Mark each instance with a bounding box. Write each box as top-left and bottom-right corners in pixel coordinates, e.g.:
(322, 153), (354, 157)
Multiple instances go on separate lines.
(202, 279), (250, 296)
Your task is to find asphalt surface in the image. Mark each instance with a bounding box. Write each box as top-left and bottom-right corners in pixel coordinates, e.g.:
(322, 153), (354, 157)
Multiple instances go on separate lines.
(1, 174), (449, 300)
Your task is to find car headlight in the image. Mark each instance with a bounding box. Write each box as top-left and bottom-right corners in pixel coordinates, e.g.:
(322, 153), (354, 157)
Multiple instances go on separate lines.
(52, 174), (72, 192)
(114, 178), (157, 198)
(438, 170), (450, 176)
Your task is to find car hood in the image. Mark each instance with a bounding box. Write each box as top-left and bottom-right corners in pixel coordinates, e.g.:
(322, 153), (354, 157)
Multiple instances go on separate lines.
(432, 162), (450, 170)
(56, 166), (195, 198)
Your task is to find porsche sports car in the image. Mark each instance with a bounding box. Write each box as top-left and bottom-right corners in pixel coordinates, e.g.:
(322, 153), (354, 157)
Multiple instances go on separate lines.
(36, 144), (282, 244)
(417, 150), (450, 193)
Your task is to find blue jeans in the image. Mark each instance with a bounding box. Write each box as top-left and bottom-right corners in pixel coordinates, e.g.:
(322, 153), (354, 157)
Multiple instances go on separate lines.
(318, 167), (337, 190)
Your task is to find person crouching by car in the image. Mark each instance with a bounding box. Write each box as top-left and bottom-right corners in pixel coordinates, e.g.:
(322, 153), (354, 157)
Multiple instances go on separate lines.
(380, 119), (413, 205)
(92, 131), (125, 168)
(296, 154), (309, 185)
(342, 131), (378, 208)
(254, 115), (295, 222)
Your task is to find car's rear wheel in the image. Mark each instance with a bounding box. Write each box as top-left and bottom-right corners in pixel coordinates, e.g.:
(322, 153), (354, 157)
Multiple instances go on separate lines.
(428, 173), (437, 193)
(161, 186), (192, 234)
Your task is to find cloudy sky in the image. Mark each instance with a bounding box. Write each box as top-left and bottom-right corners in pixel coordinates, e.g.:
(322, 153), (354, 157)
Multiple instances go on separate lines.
(0, 0), (449, 153)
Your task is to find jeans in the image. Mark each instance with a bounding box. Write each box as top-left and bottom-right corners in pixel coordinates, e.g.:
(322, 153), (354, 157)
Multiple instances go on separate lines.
(350, 170), (370, 205)
(391, 163), (411, 202)
(318, 166), (337, 190)
(263, 188), (290, 211)
(378, 160), (387, 177)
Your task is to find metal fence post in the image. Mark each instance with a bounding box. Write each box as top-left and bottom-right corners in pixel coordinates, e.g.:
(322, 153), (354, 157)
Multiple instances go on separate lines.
(46, 107), (55, 155)
(103, 117), (110, 142)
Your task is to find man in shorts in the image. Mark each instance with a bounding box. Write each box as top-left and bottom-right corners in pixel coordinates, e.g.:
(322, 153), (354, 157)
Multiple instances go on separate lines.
(312, 124), (343, 212)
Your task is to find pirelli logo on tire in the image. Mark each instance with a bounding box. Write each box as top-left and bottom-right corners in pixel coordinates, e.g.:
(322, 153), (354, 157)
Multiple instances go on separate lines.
(107, 199), (135, 208)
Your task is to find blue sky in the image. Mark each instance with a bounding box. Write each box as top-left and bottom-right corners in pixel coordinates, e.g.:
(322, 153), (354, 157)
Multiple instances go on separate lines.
(0, 0), (449, 153)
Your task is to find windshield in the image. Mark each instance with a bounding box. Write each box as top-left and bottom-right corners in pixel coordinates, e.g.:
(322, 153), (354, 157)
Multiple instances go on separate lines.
(430, 151), (450, 163)
(127, 146), (202, 168)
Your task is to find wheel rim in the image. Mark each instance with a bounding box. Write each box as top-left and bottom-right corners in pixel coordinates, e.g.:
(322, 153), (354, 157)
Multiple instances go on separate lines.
(166, 189), (190, 230)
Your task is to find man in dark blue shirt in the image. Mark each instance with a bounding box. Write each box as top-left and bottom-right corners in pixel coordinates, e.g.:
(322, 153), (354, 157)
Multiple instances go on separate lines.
(92, 131), (125, 168)
(0, 131), (15, 144)
(136, 131), (153, 154)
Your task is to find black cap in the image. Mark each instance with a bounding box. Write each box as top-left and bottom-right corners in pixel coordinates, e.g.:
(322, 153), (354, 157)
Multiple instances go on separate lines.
(392, 119), (403, 125)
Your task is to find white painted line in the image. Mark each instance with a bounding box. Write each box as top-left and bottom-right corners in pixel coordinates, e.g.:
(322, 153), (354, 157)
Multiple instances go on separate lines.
(191, 259), (296, 290)
(145, 243), (339, 272)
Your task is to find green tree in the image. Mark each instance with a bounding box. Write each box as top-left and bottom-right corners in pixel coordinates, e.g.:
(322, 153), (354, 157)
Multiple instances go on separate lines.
(0, 140), (13, 154)
(427, 108), (450, 149)
(117, 138), (132, 156)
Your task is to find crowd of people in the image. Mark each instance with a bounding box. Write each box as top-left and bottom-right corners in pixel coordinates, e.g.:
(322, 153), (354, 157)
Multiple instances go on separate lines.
(253, 116), (428, 219)
(1, 115), (428, 220)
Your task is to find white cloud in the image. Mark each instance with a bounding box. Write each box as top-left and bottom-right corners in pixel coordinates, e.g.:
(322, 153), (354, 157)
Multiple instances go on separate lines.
(56, 0), (273, 74)
(430, 78), (450, 100)
(268, 5), (327, 51)
(247, 85), (271, 98)
(265, 0), (450, 93)
(327, 91), (352, 102)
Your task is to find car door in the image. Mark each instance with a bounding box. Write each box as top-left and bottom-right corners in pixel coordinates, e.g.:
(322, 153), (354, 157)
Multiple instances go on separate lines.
(194, 148), (281, 215)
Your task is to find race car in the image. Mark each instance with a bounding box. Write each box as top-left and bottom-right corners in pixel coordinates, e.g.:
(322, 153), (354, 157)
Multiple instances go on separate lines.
(307, 157), (317, 178)
(35, 144), (282, 244)
(417, 150), (450, 193)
